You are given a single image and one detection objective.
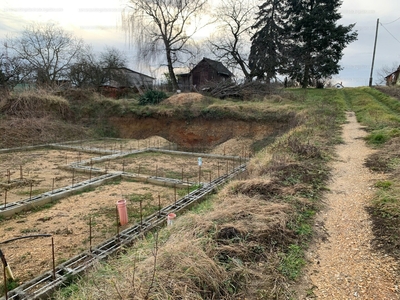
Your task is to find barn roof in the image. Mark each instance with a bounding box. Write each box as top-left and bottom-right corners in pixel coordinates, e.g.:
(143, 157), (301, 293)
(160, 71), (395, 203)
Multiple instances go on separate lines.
(199, 57), (233, 77)
(385, 66), (400, 79)
(112, 67), (155, 80)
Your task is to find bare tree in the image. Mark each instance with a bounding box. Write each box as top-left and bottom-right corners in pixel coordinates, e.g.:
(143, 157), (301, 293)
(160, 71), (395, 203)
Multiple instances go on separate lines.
(208, 0), (256, 81)
(69, 46), (128, 89)
(0, 49), (30, 91)
(5, 23), (84, 87)
(122, 0), (209, 91)
(377, 62), (399, 86)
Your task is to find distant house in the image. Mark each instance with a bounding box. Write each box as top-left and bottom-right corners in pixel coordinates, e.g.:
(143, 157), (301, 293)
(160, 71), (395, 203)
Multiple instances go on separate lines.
(334, 82), (344, 89)
(177, 57), (233, 91)
(385, 66), (400, 86)
(100, 67), (155, 98)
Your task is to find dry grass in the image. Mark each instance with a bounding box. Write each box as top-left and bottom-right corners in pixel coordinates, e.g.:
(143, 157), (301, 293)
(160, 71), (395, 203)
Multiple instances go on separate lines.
(365, 136), (400, 172)
(53, 89), (342, 300)
(0, 117), (92, 148)
(0, 90), (70, 119)
(162, 93), (204, 105)
(55, 181), (295, 299)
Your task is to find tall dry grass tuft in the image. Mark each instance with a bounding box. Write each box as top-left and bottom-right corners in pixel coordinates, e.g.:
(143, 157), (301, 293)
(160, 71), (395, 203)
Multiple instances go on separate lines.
(0, 117), (92, 148)
(0, 90), (71, 119)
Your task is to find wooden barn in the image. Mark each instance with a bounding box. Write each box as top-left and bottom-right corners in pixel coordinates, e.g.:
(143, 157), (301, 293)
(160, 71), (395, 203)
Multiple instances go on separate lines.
(100, 67), (155, 98)
(177, 57), (233, 91)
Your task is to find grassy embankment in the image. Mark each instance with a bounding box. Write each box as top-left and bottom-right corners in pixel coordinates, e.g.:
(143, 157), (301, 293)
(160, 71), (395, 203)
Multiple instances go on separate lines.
(50, 88), (349, 299)
(343, 87), (400, 260)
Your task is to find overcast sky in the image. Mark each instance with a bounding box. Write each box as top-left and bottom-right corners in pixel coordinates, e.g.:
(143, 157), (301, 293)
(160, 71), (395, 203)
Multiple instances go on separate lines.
(1, 0), (399, 87)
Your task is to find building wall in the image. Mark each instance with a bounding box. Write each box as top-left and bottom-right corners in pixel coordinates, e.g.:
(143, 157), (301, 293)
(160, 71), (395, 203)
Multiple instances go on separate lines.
(191, 61), (222, 88)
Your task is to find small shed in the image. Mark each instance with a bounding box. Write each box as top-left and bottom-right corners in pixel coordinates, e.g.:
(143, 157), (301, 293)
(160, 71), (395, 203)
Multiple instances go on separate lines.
(100, 67), (155, 97)
(385, 66), (400, 86)
(177, 57), (233, 91)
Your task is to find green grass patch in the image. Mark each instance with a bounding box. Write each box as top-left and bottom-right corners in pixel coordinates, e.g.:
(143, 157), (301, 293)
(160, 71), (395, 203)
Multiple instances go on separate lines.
(16, 188), (49, 196)
(128, 192), (153, 203)
(31, 201), (59, 212)
(375, 180), (393, 190)
(278, 244), (306, 280)
(0, 278), (20, 295)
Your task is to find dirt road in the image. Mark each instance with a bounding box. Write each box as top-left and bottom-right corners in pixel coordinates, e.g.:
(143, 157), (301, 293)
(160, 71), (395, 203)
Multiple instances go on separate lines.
(303, 112), (399, 299)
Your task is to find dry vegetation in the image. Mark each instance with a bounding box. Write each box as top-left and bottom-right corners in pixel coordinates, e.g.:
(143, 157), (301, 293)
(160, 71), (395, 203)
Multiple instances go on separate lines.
(0, 90), (94, 148)
(374, 85), (400, 100)
(51, 88), (344, 299)
(4, 87), (400, 299)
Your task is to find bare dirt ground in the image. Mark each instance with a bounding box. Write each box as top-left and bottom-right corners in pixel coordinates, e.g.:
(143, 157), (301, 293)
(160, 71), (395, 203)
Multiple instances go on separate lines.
(0, 136), (251, 290)
(0, 149), (95, 204)
(93, 152), (240, 183)
(300, 112), (400, 299)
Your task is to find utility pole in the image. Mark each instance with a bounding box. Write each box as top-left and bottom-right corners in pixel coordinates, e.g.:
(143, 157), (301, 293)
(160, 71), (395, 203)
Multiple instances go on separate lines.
(369, 18), (379, 87)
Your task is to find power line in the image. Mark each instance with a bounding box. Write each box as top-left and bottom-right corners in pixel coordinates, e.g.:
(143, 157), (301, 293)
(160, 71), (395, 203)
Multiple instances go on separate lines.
(380, 22), (400, 45)
(382, 16), (400, 25)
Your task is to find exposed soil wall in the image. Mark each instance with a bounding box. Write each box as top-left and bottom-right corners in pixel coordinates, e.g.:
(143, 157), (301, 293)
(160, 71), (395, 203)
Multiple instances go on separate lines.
(109, 116), (288, 148)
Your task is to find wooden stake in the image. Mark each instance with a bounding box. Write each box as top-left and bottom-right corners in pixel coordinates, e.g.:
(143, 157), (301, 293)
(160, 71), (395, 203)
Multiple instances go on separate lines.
(174, 185), (177, 205)
(199, 166), (201, 185)
(89, 217), (92, 253)
(158, 194), (161, 217)
(140, 200), (143, 227)
(4, 190), (7, 209)
(52, 237), (56, 280)
(20, 165), (23, 179)
(29, 182), (33, 200)
(3, 259), (7, 300)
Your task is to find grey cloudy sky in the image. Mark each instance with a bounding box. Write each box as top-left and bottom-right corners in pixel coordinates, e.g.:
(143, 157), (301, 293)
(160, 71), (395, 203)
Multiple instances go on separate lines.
(0, 0), (399, 87)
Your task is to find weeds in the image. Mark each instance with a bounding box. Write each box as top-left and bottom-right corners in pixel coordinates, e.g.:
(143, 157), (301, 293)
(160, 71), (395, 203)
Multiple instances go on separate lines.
(0, 278), (20, 296)
(278, 244), (306, 280)
(348, 87), (400, 261)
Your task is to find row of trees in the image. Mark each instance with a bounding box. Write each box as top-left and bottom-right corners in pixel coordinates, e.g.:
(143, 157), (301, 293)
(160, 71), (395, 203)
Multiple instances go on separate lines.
(125, 0), (357, 89)
(0, 23), (128, 91)
(1, 0), (358, 92)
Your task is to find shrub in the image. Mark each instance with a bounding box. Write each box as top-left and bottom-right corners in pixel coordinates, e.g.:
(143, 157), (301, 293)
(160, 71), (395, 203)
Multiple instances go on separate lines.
(138, 90), (168, 105)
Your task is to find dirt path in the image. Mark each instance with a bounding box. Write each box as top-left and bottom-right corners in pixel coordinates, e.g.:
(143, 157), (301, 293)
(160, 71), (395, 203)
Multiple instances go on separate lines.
(303, 112), (399, 299)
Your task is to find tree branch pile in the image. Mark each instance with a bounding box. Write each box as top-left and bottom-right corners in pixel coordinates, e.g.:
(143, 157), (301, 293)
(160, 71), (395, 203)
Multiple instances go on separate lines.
(206, 80), (279, 100)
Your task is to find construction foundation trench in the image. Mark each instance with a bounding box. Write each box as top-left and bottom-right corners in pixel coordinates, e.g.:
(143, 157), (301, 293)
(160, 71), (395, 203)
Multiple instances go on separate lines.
(0, 136), (251, 300)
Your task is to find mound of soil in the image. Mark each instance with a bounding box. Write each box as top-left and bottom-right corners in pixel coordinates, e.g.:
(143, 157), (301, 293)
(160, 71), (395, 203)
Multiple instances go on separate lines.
(162, 93), (204, 105)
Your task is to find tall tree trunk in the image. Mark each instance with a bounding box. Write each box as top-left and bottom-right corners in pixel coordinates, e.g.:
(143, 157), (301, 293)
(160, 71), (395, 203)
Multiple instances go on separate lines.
(165, 48), (178, 92)
(302, 64), (310, 88)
